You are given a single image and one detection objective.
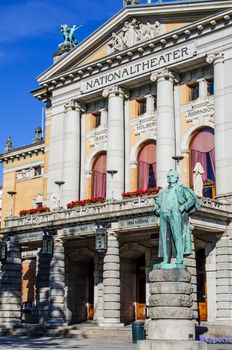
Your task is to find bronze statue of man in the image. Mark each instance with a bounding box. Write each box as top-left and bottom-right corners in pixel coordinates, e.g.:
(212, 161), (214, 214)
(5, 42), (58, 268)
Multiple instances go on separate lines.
(154, 169), (200, 269)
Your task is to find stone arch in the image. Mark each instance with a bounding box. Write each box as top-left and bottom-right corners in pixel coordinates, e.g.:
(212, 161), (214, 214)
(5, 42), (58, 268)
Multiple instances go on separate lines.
(181, 121), (214, 152)
(120, 242), (147, 258)
(85, 147), (107, 174)
(130, 137), (156, 165)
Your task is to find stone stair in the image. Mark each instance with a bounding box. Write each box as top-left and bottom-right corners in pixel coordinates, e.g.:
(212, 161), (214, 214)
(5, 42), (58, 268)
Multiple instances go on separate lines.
(0, 323), (133, 340)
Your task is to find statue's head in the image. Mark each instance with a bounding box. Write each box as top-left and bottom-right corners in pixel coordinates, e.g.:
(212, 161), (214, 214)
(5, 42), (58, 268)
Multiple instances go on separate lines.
(167, 169), (179, 185)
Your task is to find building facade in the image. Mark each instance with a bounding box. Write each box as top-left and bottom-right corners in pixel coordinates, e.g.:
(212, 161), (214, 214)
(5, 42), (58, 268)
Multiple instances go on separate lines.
(0, 0), (232, 334)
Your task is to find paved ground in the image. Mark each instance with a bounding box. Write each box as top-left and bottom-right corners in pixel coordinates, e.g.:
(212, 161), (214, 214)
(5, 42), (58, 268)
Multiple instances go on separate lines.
(0, 336), (139, 349)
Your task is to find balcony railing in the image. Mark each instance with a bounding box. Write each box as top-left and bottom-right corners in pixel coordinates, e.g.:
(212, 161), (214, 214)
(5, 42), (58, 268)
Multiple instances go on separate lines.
(3, 194), (227, 230)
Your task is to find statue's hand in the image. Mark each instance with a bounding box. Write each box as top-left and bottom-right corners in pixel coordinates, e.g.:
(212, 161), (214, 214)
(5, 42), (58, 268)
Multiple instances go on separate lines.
(179, 205), (185, 213)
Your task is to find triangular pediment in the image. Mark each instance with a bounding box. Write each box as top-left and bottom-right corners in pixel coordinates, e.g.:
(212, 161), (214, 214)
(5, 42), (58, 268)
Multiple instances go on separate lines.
(37, 0), (232, 84)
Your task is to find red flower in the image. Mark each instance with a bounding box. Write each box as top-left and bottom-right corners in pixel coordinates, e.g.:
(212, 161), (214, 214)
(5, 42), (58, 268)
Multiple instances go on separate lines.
(67, 197), (105, 209)
(19, 206), (50, 216)
(122, 186), (161, 198)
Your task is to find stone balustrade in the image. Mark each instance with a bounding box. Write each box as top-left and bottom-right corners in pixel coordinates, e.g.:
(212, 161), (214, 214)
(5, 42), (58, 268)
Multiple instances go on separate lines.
(3, 195), (229, 231)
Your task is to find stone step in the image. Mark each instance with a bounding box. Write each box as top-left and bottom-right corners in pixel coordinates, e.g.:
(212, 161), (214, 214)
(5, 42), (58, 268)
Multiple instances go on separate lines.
(0, 324), (133, 340)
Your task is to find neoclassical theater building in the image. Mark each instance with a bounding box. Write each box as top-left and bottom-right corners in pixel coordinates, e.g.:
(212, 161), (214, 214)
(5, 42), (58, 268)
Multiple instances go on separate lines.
(0, 0), (232, 335)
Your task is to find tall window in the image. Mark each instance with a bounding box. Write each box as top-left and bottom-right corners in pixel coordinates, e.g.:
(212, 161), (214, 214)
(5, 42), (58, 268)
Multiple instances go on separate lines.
(188, 83), (199, 101)
(138, 143), (156, 190)
(92, 153), (106, 198)
(190, 127), (215, 198)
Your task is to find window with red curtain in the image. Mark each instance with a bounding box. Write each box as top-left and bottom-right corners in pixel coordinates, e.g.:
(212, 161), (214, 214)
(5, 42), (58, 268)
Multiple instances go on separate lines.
(138, 143), (156, 190)
(190, 127), (215, 183)
(92, 153), (106, 198)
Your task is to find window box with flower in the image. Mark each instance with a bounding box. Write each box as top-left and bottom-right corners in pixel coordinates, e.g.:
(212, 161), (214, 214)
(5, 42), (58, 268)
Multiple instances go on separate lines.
(67, 197), (105, 209)
(19, 206), (50, 216)
(122, 186), (161, 198)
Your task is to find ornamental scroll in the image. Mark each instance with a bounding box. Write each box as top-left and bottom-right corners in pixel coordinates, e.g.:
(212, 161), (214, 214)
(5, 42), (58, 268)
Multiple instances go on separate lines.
(108, 18), (162, 52)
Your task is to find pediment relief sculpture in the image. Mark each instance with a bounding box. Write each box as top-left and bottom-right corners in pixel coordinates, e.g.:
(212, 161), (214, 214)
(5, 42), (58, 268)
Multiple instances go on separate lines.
(108, 18), (162, 52)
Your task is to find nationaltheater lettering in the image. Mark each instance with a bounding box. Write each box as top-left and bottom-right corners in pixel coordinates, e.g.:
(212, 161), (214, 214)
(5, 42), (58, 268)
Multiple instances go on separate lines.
(81, 43), (195, 93)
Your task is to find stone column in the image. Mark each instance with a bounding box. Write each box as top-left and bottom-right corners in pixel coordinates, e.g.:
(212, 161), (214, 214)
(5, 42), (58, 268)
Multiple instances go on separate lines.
(207, 54), (226, 199)
(100, 231), (122, 326)
(63, 100), (84, 205)
(145, 94), (155, 114)
(215, 231), (232, 321)
(48, 236), (65, 325)
(0, 237), (22, 327)
(197, 78), (208, 100)
(36, 248), (51, 324)
(93, 255), (104, 323)
(205, 242), (217, 322)
(151, 69), (177, 187)
(103, 85), (129, 200)
(80, 111), (86, 200)
(99, 108), (108, 128)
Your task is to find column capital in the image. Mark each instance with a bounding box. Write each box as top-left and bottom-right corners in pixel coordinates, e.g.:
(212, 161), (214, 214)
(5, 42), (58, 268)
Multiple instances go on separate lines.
(150, 68), (179, 84)
(107, 229), (118, 238)
(102, 85), (129, 99)
(206, 53), (224, 65)
(64, 99), (86, 112)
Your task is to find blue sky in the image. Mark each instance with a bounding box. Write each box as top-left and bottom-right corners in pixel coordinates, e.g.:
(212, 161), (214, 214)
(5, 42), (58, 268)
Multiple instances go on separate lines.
(0, 0), (177, 184)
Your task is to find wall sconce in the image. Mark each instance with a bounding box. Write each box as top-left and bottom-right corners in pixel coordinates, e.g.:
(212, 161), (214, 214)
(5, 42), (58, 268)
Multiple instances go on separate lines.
(54, 180), (65, 210)
(42, 230), (54, 255)
(7, 191), (17, 217)
(106, 170), (118, 178)
(172, 155), (184, 166)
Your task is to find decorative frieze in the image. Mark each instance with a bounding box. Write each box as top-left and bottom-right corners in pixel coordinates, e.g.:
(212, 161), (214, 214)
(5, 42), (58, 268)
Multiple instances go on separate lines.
(108, 18), (163, 52)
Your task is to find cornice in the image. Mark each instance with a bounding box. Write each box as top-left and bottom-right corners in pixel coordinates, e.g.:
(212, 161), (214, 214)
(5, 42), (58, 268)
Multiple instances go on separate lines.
(0, 142), (45, 164)
(34, 8), (232, 100)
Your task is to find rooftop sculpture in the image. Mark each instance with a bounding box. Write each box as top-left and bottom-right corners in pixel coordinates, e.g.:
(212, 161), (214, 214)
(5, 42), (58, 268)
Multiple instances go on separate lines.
(59, 24), (81, 48)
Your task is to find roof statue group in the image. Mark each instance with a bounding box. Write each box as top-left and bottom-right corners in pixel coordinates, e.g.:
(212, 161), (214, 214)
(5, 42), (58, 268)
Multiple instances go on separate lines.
(154, 169), (200, 270)
(59, 24), (81, 48)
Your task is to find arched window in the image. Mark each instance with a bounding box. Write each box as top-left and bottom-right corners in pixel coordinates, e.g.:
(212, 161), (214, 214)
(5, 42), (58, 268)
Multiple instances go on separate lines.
(190, 127), (215, 197)
(92, 153), (106, 198)
(138, 143), (156, 190)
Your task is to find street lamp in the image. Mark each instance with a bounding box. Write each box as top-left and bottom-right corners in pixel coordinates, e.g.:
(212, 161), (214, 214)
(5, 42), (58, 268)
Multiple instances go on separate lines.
(7, 191), (17, 217)
(42, 230), (54, 255)
(54, 181), (65, 210)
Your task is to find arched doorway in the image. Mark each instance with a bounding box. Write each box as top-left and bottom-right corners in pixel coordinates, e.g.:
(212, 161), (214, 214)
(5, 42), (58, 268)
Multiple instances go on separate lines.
(92, 153), (106, 198)
(190, 127), (215, 198)
(138, 142), (157, 190)
(67, 249), (95, 324)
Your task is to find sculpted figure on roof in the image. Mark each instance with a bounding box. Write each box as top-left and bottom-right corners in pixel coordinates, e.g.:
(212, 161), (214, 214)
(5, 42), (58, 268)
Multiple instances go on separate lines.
(59, 24), (81, 47)
(123, 0), (140, 5)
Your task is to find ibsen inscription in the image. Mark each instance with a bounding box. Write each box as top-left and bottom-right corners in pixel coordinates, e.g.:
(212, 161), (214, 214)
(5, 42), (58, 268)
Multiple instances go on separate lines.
(81, 43), (195, 93)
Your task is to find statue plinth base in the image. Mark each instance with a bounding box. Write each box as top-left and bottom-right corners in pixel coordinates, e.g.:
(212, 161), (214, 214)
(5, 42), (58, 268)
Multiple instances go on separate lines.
(138, 269), (206, 349)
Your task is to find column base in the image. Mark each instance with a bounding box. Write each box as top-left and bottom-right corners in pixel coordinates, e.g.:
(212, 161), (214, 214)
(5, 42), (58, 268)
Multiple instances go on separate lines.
(99, 321), (124, 328)
(147, 319), (195, 340)
(138, 340), (207, 350)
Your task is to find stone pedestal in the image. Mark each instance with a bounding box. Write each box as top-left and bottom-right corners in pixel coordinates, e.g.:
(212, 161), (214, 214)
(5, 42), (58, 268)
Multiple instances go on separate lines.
(147, 269), (195, 340)
(138, 269), (206, 350)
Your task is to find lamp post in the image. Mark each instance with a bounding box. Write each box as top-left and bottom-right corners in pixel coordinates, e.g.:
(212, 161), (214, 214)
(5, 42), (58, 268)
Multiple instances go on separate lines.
(172, 155), (184, 179)
(106, 170), (118, 200)
(54, 181), (65, 210)
(7, 191), (17, 217)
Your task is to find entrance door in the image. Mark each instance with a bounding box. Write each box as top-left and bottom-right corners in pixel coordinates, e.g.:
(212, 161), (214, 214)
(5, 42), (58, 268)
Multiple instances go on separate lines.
(135, 256), (146, 320)
(196, 249), (207, 321)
